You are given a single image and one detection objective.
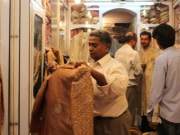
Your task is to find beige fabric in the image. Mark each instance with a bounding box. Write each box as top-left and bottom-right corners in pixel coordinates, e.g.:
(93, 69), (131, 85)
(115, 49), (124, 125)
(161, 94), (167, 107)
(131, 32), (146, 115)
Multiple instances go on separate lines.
(139, 46), (160, 116)
(70, 31), (89, 62)
(30, 65), (93, 135)
(0, 66), (4, 134)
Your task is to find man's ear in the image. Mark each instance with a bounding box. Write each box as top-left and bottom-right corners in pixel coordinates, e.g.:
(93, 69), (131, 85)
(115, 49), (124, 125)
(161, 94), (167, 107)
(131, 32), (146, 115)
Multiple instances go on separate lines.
(101, 42), (110, 52)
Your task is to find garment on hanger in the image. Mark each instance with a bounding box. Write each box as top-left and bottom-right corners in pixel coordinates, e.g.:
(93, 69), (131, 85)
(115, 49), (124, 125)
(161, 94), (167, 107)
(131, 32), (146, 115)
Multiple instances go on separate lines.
(33, 48), (43, 97)
(34, 47), (65, 97)
(30, 65), (93, 135)
(69, 30), (89, 62)
(0, 66), (4, 133)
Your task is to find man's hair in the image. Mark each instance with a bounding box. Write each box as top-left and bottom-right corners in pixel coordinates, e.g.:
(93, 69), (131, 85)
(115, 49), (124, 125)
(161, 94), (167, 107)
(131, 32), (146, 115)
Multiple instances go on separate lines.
(89, 30), (112, 49)
(140, 31), (152, 40)
(125, 32), (137, 43)
(152, 23), (175, 49)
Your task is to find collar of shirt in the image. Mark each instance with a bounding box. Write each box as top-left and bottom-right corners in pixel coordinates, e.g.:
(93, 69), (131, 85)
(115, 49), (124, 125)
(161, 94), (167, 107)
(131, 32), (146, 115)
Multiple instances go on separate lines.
(123, 43), (133, 50)
(97, 53), (111, 66)
(90, 53), (111, 68)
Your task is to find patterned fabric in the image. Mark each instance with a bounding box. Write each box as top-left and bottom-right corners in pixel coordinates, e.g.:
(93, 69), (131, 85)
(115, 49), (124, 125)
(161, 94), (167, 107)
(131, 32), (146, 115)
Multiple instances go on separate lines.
(30, 65), (94, 135)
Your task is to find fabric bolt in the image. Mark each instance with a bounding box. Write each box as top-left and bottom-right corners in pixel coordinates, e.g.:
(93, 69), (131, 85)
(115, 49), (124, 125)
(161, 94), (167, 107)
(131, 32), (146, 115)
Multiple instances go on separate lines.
(30, 65), (94, 135)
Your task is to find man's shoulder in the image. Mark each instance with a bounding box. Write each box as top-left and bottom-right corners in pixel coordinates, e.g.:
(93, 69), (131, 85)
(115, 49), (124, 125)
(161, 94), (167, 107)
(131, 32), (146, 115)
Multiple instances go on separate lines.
(108, 56), (122, 65)
(155, 51), (168, 64)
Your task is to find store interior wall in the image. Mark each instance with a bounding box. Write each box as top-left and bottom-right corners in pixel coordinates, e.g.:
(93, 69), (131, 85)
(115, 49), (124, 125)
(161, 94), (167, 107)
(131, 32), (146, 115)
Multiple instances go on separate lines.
(0, 0), (10, 134)
(0, 0), (179, 135)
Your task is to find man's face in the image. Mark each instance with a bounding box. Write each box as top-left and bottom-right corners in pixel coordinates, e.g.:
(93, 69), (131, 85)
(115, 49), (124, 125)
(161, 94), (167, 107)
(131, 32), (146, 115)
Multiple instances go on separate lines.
(140, 35), (151, 49)
(88, 36), (108, 61)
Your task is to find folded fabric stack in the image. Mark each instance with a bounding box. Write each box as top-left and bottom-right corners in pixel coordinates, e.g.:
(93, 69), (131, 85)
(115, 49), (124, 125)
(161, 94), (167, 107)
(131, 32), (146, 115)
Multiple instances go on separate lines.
(157, 4), (169, 23)
(140, 9), (149, 24)
(89, 10), (99, 24)
(71, 4), (88, 24)
(149, 8), (159, 24)
(140, 4), (169, 24)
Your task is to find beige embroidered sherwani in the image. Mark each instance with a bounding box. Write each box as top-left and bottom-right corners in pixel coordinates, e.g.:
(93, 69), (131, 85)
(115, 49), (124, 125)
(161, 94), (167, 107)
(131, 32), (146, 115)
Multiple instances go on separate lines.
(30, 65), (93, 135)
(139, 46), (160, 119)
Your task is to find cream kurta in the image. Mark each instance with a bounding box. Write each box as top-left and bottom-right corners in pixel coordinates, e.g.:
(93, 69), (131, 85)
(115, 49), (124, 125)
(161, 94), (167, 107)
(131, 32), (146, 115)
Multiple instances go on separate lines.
(139, 46), (159, 116)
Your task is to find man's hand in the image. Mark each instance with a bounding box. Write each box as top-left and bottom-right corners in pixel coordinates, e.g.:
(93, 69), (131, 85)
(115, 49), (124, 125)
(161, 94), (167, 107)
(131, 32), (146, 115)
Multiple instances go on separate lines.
(73, 61), (107, 86)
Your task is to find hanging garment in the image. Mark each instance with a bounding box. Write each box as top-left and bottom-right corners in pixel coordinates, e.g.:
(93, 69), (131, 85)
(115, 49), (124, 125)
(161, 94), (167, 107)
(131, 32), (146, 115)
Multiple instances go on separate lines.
(0, 66), (4, 134)
(30, 65), (94, 135)
(33, 48), (43, 98)
(69, 31), (89, 62)
(45, 47), (64, 74)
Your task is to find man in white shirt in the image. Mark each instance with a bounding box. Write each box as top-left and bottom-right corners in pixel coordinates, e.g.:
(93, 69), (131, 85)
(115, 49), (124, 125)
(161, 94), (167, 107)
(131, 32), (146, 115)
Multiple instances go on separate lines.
(87, 30), (132, 135)
(115, 32), (142, 125)
(147, 24), (180, 135)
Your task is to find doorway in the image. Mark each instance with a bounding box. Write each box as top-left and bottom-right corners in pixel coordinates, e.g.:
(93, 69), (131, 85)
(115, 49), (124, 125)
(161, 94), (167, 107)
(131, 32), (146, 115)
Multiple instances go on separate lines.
(103, 8), (137, 44)
(102, 8), (137, 56)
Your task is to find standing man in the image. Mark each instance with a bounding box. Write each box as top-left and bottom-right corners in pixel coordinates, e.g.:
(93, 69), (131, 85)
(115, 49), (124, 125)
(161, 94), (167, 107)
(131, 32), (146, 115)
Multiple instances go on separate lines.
(115, 32), (142, 125)
(139, 31), (160, 120)
(88, 30), (132, 135)
(147, 24), (180, 135)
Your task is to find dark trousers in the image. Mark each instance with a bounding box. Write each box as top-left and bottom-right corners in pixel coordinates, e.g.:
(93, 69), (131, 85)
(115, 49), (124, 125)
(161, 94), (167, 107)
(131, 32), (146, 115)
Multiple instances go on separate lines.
(157, 118), (180, 135)
(126, 85), (141, 126)
(94, 110), (132, 135)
